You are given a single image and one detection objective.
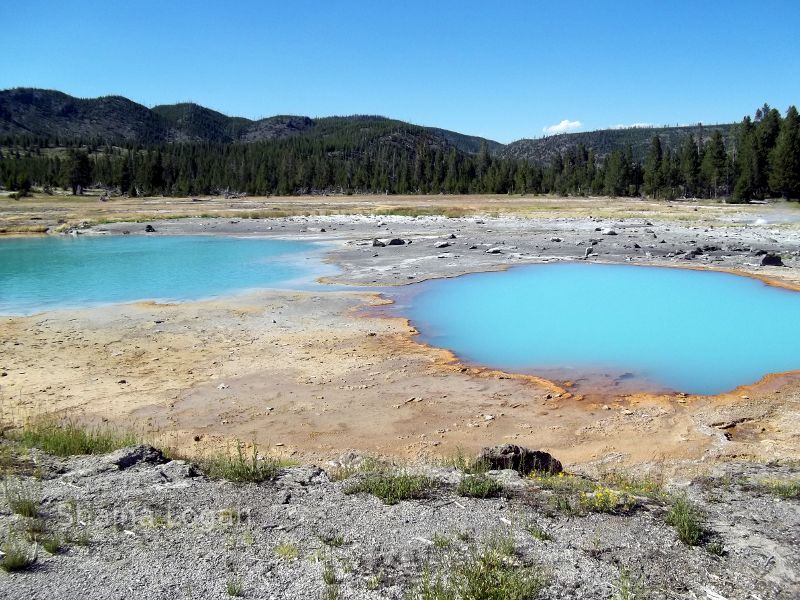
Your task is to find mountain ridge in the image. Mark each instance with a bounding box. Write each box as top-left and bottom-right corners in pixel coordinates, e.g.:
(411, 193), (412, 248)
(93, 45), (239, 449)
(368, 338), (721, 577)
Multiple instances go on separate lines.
(0, 87), (738, 163)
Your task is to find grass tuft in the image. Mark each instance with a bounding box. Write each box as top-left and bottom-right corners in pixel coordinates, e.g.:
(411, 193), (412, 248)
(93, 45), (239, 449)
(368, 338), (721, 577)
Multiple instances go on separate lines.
(225, 577), (244, 597)
(525, 521), (553, 542)
(344, 470), (434, 505)
(614, 567), (647, 600)
(409, 540), (546, 599)
(198, 442), (280, 483)
(760, 479), (800, 499)
(318, 532), (345, 548)
(457, 474), (502, 499)
(665, 494), (704, 546)
(274, 542), (299, 560)
(4, 478), (40, 518)
(0, 535), (37, 573)
(41, 535), (62, 554)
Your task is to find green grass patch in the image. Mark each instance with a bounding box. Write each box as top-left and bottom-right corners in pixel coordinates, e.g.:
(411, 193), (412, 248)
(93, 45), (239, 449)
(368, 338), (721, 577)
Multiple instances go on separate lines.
(225, 577), (244, 597)
(408, 540), (546, 600)
(760, 479), (800, 499)
(524, 521), (553, 542)
(344, 470), (434, 505)
(614, 567), (647, 600)
(600, 472), (666, 500)
(14, 418), (137, 456)
(274, 542), (299, 560)
(197, 442), (280, 483)
(665, 495), (705, 546)
(457, 474), (502, 499)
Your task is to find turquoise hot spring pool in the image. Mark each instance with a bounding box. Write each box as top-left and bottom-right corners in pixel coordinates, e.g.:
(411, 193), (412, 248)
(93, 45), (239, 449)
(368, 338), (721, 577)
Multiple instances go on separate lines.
(394, 262), (800, 395)
(0, 235), (331, 315)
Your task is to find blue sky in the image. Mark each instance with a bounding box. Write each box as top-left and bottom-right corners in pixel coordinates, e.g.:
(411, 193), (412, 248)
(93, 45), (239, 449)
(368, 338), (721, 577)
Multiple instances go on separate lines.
(2, 1), (799, 143)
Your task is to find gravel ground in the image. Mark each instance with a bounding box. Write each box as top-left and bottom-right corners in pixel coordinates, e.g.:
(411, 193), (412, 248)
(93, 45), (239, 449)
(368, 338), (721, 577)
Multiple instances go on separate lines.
(92, 211), (800, 288)
(1, 444), (797, 599)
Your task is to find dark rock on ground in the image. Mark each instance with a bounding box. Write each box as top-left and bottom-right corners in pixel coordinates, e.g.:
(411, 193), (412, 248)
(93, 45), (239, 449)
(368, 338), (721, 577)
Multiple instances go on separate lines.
(478, 444), (563, 475)
(761, 252), (784, 266)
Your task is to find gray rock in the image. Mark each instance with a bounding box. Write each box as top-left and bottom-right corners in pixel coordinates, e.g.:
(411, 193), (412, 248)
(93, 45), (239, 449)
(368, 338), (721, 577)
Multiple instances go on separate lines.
(386, 238), (406, 246)
(434, 241), (451, 248)
(602, 228), (617, 235)
(372, 238), (386, 247)
(485, 247), (503, 254)
(487, 469), (526, 489)
(109, 445), (168, 470)
(144, 224), (156, 233)
(477, 444), (563, 475)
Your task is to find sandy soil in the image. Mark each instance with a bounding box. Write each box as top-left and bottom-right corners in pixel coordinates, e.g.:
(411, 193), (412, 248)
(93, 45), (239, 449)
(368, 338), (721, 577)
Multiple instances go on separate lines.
(1, 195), (799, 472)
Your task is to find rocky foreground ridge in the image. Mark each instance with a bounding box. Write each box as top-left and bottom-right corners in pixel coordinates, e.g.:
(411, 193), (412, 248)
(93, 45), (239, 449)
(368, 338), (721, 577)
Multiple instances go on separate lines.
(0, 440), (798, 599)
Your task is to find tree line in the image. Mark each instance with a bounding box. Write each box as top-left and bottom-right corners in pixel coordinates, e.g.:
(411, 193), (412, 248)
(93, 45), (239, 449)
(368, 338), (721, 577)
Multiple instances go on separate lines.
(1, 104), (798, 201)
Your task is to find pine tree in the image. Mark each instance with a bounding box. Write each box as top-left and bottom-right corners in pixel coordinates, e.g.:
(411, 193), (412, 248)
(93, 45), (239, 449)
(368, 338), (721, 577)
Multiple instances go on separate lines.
(679, 135), (700, 197)
(63, 149), (92, 195)
(769, 106), (800, 199)
(643, 136), (663, 197)
(700, 130), (726, 197)
(734, 117), (757, 201)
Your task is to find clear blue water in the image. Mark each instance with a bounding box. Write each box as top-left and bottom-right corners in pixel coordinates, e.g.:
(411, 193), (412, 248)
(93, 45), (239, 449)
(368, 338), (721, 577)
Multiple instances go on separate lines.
(0, 235), (330, 315)
(398, 263), (800, 395)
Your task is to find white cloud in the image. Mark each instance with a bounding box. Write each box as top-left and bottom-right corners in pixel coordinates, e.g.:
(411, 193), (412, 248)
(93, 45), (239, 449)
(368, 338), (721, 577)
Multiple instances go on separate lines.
(542, 119), (582, 135)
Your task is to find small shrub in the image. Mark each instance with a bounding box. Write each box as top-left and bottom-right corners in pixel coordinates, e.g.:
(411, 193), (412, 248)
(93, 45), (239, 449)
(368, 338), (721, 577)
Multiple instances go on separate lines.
(0, 535), (36, 573)
(344, 471), (433, 505)
(225, 577), (244, 597)
(274, 542), (299, 560)
(457, 474), (502, 499)
(579, 486), (632, 514)
(16, 418), (137, 456)
(706, 541), (725, 556)
(665, 495), (704, 546)
(199, 442), (279, 483)
(431, 533), (452, 549)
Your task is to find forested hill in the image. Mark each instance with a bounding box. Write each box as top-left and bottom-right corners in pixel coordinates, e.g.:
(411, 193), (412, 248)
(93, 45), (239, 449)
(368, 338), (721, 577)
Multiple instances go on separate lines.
(0, 88), (500, 153)
(499, 124), (736, 164)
